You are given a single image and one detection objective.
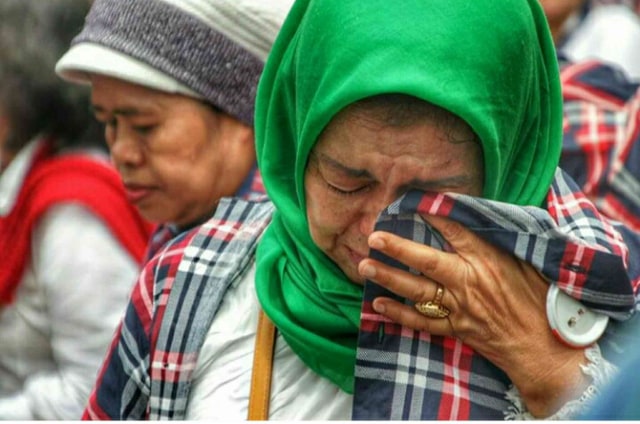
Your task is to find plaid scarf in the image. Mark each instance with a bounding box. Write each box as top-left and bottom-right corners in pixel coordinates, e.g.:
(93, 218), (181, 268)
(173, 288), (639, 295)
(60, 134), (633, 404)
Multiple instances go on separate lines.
(83, 197), (274, 420)
(142, 166), (265, 262)
(353, 168), (639, 420)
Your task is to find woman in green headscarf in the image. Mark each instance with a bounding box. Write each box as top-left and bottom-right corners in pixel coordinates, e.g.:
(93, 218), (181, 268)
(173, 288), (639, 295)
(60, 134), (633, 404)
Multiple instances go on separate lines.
(254, 0), (634, 420)
(74, 0), (638, 420)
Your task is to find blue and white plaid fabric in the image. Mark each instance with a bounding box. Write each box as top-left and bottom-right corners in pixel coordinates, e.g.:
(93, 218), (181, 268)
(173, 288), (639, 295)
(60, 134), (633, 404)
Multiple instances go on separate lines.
(353, 168), (639, 420)
(83, 197), (274, 420)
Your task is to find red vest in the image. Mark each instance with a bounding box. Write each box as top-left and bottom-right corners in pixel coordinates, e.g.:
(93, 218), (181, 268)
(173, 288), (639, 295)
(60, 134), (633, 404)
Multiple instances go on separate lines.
(0, 143), (153, 304)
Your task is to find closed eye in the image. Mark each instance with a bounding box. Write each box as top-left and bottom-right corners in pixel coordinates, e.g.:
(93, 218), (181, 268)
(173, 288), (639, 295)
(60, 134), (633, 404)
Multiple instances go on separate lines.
(325, 181), (371, 196)
(132, 125), (154, 136)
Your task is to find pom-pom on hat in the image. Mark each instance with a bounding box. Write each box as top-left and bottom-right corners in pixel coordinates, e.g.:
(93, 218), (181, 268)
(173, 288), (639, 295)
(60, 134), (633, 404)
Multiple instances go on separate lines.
(56, 0), (292, 125)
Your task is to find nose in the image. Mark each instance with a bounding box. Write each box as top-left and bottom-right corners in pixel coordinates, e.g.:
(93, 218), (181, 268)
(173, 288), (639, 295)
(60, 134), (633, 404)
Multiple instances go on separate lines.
(357, 189), (398, 236)
(358, 210), (379, 237)
(108, 125), (143, 169)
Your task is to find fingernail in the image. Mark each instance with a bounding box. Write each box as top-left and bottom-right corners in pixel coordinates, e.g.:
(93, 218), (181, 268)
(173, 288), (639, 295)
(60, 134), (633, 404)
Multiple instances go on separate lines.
(361, 264), (376, 278)
(373, 301), (385, 314)
(369, 235), (385, 250)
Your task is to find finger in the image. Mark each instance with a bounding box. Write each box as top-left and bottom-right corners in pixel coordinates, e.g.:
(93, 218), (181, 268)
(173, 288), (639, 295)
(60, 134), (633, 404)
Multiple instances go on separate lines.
(421, 214), (482, 256)
(424, 214), (526, 285)
(359, 257), (447, 305)
(367, 230), (466, 292)
(372, 296), (453, 334)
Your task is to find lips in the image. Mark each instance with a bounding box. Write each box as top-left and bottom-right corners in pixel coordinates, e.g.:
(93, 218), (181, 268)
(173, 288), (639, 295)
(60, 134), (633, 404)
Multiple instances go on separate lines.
(123, 183), (154, 203)
(347, 246), (368, 265)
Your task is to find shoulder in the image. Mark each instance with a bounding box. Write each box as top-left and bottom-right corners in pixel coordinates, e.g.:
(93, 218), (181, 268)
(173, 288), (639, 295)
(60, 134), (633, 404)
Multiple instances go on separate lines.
(26, 152), (127, 217)
(34, 203), (133, 255)
(142, 197), (274, 300)
(174, 197), (275, 255)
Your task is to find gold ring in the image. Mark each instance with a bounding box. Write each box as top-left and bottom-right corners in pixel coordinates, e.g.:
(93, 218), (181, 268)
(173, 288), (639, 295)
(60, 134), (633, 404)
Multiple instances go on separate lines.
(414, 285), (450, 319)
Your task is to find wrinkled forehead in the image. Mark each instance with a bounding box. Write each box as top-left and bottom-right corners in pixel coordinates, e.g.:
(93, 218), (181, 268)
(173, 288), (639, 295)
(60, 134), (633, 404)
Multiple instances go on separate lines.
(314, 94), (478, 153)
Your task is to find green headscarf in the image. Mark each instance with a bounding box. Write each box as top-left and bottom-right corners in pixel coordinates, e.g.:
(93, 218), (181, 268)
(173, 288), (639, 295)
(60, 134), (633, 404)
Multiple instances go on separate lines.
(255, 0), (562, 393)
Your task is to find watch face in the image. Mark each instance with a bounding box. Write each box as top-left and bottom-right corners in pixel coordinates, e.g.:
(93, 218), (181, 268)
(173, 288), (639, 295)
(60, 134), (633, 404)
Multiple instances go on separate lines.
(546, 284), (609, 348)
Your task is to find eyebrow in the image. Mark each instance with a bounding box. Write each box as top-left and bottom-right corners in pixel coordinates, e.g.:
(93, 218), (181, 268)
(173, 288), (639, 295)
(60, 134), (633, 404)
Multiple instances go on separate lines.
(402, 176), (474, 191)
(314, 151), (373, 178)
(314, 151), (475, 190)
(91, 105), (142, 117)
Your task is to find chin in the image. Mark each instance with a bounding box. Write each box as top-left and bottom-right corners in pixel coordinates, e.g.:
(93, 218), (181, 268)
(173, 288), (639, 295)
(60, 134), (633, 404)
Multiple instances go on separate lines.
(329, 252), (365, 286)
(141, 210), (173, 225)
(341, 267), (366, 286)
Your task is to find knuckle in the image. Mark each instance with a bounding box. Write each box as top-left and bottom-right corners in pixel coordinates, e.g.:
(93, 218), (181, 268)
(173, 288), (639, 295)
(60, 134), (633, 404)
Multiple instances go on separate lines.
(408, 280), (430, 301)
(420, 255), (440, 275)
(439, 219), (464, 240)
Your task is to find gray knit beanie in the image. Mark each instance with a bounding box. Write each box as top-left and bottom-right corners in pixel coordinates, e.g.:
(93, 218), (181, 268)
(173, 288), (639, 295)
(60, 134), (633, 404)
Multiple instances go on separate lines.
(56, 0), (293, 125)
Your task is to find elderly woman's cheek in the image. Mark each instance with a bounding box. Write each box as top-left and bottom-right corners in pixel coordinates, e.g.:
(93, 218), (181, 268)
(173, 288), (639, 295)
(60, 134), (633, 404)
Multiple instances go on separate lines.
(307, 198), (347, 252)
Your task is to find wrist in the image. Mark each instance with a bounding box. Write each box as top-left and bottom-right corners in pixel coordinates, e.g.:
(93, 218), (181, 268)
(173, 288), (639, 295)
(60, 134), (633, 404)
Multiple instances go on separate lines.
(506, 342), (590, 417)
(505, 344), (619, 420)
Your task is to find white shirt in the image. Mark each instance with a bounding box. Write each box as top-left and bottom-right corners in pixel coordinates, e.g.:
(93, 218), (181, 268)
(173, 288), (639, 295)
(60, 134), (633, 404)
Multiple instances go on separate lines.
(0, 139), (140, 420)
(562, 5), (640, 80)
(185, 264), (353, 420)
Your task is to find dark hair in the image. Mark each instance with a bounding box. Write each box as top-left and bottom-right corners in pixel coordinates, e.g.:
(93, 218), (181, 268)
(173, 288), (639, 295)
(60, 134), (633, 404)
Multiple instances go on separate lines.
(0, 0), (104, 155)
(342, 93), (478, 145)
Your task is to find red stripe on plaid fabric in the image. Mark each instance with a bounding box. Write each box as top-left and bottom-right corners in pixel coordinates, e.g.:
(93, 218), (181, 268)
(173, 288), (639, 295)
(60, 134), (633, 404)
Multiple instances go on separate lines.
(601, 193), (640, 233)
(548, 187), (596, 222)
(568, 103), (617, 195)
(561, 61), (627, 109)
(563, 85), (626, 111)
(148, 236), (196, 383)
(360, 303), (394, 327)
(593, 203), (631, 260)
(148, 261), (179, 355)
(82, 322), (127, 420)
(249, 172), (265, 196)
(151, 350), (198, 382)
(417, 192), (455, 217)
(438, 337), (473, 420)
(547, 176), (629, 263)
(83, 394), (112, 420)
(361, 307), (414, 340)
(557, 243), (595, 295)
(140, 236), (193, 396)
(632, 274), (640, 294)
(204, 219), (242, 242)
(131, 266), (155, 332)
(362, 305), (463, 342)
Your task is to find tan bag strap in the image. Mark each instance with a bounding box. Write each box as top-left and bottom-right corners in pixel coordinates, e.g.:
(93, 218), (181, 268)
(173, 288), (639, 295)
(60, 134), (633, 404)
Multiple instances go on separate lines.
(247, 308), (277, 421)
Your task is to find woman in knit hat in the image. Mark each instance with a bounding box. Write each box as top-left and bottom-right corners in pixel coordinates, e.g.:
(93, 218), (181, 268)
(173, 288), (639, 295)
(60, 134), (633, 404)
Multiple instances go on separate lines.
(56, 0), (292, 257)
(0, 0), (151, 419)
(81, 0), (640, 420)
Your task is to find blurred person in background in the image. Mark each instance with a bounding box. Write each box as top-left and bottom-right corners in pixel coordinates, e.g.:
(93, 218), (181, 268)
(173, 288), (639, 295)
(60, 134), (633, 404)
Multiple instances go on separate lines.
(56, 0), (288, 259)
(538, 0), (640, 232)
(540, 0), (640, 80)
(539, 0), (640, 233)
(556, 55), (640, 420)
(54, 0), (292, 418)
(0, 0), (152, 420)
(559, 58), (640, 233)
(54, 0), (291, 418)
